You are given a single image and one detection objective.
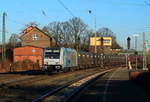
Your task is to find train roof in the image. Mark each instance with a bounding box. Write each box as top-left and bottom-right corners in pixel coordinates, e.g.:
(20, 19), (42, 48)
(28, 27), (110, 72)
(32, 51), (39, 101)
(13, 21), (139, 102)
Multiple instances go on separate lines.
(44, 47), (61, 50)
(44, 47), (76, 52)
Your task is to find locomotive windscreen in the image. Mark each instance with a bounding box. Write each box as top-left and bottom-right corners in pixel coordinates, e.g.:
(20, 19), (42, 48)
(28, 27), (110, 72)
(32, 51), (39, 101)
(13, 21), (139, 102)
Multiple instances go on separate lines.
(44, 49), (60, 59)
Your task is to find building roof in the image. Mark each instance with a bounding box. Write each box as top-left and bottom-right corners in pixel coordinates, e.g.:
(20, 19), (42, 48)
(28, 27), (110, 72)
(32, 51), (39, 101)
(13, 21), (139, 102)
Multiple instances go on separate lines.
(14, 45), (44, 49)
(20, 26), (52, 38)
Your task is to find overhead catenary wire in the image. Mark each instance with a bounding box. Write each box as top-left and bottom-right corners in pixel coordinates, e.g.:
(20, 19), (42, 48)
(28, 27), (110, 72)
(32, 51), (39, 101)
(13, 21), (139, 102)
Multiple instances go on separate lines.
(42, 10), (47, 16)
(7, 17), (25, 26)
(57, 0), (75, 17)
(41, 9), (52, 20)
(0, 13), (27, 41)
(145, 0), (150, 6)
(0, 13), (25, 26)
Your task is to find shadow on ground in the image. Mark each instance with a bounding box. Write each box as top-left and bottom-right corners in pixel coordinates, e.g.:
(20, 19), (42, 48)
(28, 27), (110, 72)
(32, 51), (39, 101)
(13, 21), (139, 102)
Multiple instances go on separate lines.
(71, 79), (150, 102)
(132, 71), (150, 95)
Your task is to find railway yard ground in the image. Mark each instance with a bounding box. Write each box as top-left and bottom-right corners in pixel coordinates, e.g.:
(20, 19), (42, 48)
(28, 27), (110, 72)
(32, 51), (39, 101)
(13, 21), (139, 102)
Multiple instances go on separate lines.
(0, 68), (108, 102)
(0, 67), (150, 102)
(70, 68), (150, 102)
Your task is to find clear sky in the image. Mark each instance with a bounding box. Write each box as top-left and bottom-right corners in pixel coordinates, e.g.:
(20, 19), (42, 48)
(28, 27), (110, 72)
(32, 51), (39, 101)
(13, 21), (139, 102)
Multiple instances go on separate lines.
(0, 0), (150, 50)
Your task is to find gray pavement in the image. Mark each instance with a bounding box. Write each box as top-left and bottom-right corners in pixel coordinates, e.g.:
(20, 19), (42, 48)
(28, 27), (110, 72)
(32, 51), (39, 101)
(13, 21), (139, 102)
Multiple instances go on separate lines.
(71, 68), (150, 102)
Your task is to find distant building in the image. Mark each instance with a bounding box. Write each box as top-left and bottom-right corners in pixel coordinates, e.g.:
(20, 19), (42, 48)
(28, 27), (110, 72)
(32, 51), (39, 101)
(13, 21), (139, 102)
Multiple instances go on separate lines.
(89, 37), (112, 53)
(90, 37), (112, 46)
(20, 26), (53, 48)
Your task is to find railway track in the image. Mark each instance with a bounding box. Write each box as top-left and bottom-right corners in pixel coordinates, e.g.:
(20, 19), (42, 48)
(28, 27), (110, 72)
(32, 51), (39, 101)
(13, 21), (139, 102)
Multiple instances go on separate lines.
(0, 70), (83, 87)
(0, 68), (107, 102)
(0, 69), (98, 89)
(0, 70), (95, 86)
(0, 75), (36, 83)
(0, 76), (49, 87)
(32, 69), (113, 102)
(0, 74), (28, 81)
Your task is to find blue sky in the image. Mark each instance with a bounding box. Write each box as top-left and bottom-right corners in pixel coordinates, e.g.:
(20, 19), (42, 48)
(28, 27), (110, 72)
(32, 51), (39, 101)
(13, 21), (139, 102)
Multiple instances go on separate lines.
(0, 0), (150, 50)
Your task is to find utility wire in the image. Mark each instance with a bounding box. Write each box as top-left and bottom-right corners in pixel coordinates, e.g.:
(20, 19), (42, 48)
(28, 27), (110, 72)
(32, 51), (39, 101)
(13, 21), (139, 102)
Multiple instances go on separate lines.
(7, 17), (25, 26)
(0, 13), (25, 26)
(41, 9), (52, 20)
(42, 10), (47, 16)
(146, 0), (150, 6)
(57, 0), (75, 17)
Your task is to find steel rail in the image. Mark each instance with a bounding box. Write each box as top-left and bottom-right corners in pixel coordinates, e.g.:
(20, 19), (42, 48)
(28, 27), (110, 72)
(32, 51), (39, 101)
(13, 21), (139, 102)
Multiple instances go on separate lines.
(32, 69), (113, 102)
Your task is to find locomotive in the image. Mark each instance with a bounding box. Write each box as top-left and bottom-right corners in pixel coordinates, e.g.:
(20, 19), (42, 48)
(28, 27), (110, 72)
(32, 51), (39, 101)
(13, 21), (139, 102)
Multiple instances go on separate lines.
(43, 47), (127, 72)
(43, 47), (77, 72)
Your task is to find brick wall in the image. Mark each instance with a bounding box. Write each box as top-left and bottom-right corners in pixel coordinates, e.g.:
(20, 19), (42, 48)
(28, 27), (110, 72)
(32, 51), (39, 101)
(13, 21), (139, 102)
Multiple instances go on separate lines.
(21, 27), (52, 48)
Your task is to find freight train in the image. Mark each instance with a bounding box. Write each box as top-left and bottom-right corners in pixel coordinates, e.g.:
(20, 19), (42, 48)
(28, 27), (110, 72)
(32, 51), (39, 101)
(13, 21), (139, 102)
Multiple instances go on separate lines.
(43, 47), (127, 72)
(12, 46), (148, 73)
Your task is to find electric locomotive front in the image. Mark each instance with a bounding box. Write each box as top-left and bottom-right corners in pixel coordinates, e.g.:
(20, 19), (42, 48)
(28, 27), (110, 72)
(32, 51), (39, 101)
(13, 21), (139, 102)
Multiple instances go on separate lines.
(43, 47), (61, 72)
(43, 47), (78, 72)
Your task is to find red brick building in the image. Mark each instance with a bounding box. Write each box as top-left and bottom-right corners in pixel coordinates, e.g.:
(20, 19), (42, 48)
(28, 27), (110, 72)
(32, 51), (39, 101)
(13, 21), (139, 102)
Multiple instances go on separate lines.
(13, 26), (53, 70)
(20, 26), (53, 48)
(13, 46), (43, 67)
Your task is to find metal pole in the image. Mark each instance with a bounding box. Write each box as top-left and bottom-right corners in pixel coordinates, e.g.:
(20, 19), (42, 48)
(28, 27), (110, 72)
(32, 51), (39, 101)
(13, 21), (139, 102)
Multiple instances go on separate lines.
(135, 36), (137, 70)
(94, 17), (97, 53)
(101, 37), (104, 68)
(143, 32), (147, 70)
(126, 54), (128, 69)
(89, 10), (97, 53)
(143, 33), (145, 69)
(2, 12), (7, 60)
(133, 34), (138, 70)
(135, 36), (137, 51)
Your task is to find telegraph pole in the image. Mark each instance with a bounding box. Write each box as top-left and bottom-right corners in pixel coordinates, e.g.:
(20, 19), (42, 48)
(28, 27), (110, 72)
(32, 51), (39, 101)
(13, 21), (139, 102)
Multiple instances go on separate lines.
(143, 32), (147, 70)
(134, 35), (138, 51)
(94, 17), (97, 53)
(133, 34), (139, 70)
(89, 10), (97, 53)
(2, 12), (7, 60)
(101, 37), (104, 68)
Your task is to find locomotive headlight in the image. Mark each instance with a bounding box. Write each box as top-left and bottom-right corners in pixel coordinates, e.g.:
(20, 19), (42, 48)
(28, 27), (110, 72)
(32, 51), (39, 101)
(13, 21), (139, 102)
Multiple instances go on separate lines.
(56, 66), (60, 69)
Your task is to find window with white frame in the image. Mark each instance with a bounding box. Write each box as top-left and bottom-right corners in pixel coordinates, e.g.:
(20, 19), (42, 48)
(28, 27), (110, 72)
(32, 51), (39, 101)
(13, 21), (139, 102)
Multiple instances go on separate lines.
(32, 34), (39, 40)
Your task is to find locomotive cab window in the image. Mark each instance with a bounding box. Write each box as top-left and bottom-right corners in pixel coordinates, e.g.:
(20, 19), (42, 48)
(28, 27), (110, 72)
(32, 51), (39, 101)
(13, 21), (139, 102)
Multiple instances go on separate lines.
(44, 49), (60, 59)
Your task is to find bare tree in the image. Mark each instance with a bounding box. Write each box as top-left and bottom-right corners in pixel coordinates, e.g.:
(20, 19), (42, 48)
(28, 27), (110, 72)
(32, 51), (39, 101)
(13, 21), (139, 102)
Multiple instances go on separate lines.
(45, 17), (87, 48)
(60, 21), (72, 46)
(47, 22), (64, 46)
(20, 21), (40, 34)
(25, 21), (40, 27)
(9, 33), (20, 48)
(97, 27), (116, 39)
(97, 27), (121, 49)
(42, 26), (50, 34)
(80, 29), (93, 51)
(42, 26), (52, 37)
(68, 17), (87, 48)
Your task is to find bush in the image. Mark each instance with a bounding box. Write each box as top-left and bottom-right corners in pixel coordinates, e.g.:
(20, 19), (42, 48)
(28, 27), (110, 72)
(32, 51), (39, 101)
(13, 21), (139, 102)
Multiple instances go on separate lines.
(0, 59), (11, 72)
